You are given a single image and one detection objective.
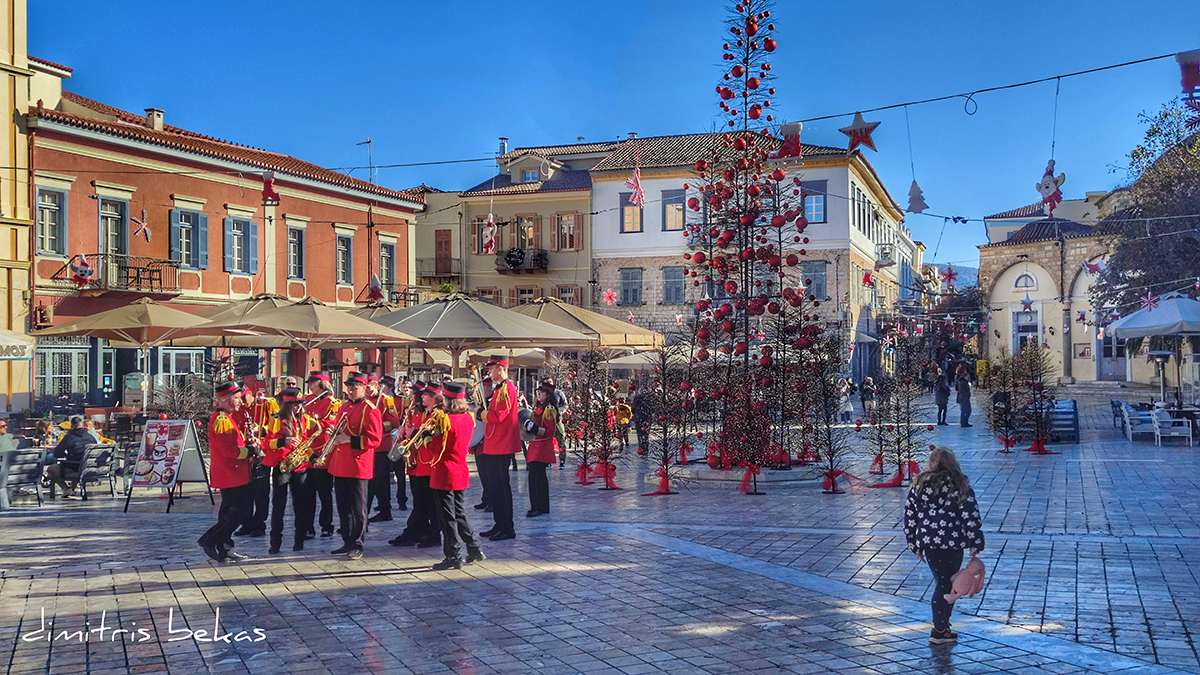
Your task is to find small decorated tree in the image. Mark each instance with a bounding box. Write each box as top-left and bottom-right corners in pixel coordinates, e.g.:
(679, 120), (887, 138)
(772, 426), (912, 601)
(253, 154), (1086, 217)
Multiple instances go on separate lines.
(982, 346), (1021, 452)
(564, 351), (608, 485)
(869, 336), (933, 487)
(804, 333), (858, 494)
(1014, 343), (1059, 454)
(642, 338), (693, 495)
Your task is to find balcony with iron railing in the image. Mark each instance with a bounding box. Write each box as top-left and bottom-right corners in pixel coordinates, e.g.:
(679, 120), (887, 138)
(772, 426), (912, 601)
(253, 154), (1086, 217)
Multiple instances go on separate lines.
(416, 257), (462, 278)
(52, 252), (181, 297)
(354, 282), (429, 307)
(495, 248), (549, 274)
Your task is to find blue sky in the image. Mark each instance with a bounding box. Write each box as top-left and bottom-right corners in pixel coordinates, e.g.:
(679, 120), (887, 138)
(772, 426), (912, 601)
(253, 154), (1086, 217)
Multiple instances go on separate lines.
(29, 0), (1200, 270)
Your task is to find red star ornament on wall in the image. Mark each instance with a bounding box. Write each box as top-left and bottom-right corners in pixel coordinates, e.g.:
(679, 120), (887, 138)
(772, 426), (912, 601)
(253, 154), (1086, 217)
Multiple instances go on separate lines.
(838, 112), (880, 153)
(602, 288), (617, 306)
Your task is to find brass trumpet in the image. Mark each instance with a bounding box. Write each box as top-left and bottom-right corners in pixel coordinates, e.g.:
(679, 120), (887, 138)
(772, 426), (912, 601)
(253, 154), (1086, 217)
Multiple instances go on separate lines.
(311, 415), (349, 469)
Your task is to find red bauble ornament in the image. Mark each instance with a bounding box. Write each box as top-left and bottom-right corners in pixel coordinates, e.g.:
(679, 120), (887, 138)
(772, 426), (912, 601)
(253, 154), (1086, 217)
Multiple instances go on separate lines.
(786, 253), (799, 266)
(731, 65), (745, 77)
(763, 38), (776, 51)
(747, 77), (760, 89)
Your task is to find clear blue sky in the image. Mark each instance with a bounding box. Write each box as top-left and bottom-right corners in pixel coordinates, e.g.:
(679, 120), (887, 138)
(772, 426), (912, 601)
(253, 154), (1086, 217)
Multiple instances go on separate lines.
(29, 0), (1200, 270)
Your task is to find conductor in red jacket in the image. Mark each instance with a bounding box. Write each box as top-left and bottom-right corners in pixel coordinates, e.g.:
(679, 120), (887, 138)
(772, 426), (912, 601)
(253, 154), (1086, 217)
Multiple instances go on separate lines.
(477, 357), (520, 541)
(198, 382), (260, 563)
(326, 372), (382, 559)
(430, 381), (486, 570)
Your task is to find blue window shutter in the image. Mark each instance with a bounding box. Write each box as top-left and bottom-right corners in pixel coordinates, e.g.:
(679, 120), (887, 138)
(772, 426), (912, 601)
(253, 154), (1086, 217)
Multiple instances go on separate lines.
(248, 220), (259, 274)
(223, 218), (234, 272)
(169, 210), (181, 263)
(197, 214), (209, 269)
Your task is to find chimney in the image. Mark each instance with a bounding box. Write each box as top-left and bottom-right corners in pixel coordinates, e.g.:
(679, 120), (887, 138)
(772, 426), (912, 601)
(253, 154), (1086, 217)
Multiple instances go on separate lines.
(628, 132), (637, 139)
(577, 136), (585, 142)
(145, 108), (164, 131)
(498, 137), (508, 155)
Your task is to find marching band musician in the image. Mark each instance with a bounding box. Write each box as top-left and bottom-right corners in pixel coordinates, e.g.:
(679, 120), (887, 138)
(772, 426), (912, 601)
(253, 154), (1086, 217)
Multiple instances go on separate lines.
(198, 382), (258, 563)
(477, 357), (520, 541)
(304, 371), (341, 538)
(325, 372), (382, 560)
(430, 381), (486, 570)
(387, 381), (441, 548)
(366, 374), (401, 524)
(236, 387), (278, 538)
(382, 375), (409, 513)
(264, 388), (318, 553)
(522, 381), (562, 518)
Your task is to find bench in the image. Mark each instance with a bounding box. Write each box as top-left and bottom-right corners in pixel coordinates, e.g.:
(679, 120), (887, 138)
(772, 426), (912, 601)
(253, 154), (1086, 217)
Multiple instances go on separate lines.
(0, 449), (47, 510)
(1051, 400), (1080, 444)
(1153, 410), (1193, 447)
(78, 443), (118, 500)
(1121, 403), (1156, 442)
(1110, 400), (1123, 428)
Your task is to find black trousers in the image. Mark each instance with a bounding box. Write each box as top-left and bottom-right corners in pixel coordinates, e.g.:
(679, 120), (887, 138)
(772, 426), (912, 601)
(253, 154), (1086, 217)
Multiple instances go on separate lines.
(270, 468), (315, 549)
(635, 422), (650, 453)
(473, 452), (490, 507)
(527, 461), (550, 514)
(367, 452), (393, 518)
(936, 403), (948, 424)
(309, 467), (335, 534)
(401, 475), (440, 543)
(200, 484), (253, 555)
(333, 476), (368, 550)
(478, 454), (514, 534)
(244, 472), (270, 531)
(434, 489), (481, 561)
(925, 548), (964, 632)
(392, 459), (408, 510)
(959, 398), (971, 426)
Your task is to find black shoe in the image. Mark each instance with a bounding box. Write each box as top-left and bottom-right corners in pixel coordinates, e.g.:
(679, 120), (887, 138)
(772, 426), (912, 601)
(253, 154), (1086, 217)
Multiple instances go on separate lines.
(479, 527), (500, 538)
(346, 548), (364, 560)
(937, 422), (948, 426)
(473, 502), (488, 510)
(292, 541), (304, 552)
(466, 549), (487, 564)
(233, 526), (254, 536)
(268, 544), (281, 554)
(388, 534), (416, 546)
(200, 542), (223, 562)
(432, 557), (463, 571)
(248, 528), (266, 537)
(488, 531), (515, 541)
(961, 423), (973, 428)
(330, 545), (352, 555)
(417, 539), (441, 549)
(929, 629), (958, 644)
(368, 514), (393, 523)
(398, 504), (408, 511)
(306, 530), (317, 539)
(320, 529), (334, 538)
(224, 551), (250, 562)
(526, 510), (541, 518)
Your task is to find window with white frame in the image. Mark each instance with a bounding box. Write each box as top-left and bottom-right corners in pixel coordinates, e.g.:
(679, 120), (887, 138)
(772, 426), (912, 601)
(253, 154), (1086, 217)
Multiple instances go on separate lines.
(522, 169), (539, 182)
(662, 266), (686, 304)
(1014, 273), (1036, 290)
(380, 242), (395, 287)
(619, 268), (643, 305)
(620, 193), (643, 233)
(557, 213), (578, 250)
(477, 287), (500, 305)
(557, 285), (580, 305)
(170, 210), (207, 269)
(517, 287), (537, 305)
(35, 347), (89, 397)
(223, 217), (256, 274)
(802, 180), (827, 224)
(800, 261), (827, 299)
(662, 190), (685, 231)
(288, 228), (304, 279)
(36, 189), (66, 255)
(515, 216), (537, 249)
(336, 235), (353, 284)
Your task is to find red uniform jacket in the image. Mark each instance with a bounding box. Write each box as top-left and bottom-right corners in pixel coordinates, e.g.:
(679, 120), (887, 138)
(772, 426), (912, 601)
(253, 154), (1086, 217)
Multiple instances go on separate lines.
(526, 404), (560, 465)
(327, 398), (382, 479)
(373, 394), (401, 455)
(430, 411), (473, 491)
(481, 380), (521, 455)
(207, 409), (250, 489)
(406, 409), (432, 477)
(305, 393), (342, 462)
(264, 414), (317, 471)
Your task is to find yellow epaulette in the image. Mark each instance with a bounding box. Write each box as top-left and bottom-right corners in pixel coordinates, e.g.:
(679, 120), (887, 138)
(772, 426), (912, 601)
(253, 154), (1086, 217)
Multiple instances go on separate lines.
(329, 398), (343, 413)
(212, 412), (235, 434)
(543, 406), (558, 423)
(364, 398), (378, 410)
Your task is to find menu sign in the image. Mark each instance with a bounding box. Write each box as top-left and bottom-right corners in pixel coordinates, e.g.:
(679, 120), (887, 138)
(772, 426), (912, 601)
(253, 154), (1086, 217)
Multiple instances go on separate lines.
(132, 420), (190, 488)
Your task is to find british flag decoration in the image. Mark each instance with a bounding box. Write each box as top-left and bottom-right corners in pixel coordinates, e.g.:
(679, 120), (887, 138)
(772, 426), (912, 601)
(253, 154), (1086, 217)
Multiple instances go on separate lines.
(625, 149), (645, 208)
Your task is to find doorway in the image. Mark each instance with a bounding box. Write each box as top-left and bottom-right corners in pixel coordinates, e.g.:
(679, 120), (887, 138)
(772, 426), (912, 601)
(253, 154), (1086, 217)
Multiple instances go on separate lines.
(435, 229), (452, 275)
(1098, 332), (1127, 381)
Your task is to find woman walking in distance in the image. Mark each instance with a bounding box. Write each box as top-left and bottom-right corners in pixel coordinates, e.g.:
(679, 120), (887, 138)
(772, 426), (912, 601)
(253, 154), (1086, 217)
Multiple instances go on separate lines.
(903, 447), (985, 644)
(428, 381), (486, 570)
(522, 381), (561, 517)
(955, 364), (973, 428)
(264, 388), (318, 553)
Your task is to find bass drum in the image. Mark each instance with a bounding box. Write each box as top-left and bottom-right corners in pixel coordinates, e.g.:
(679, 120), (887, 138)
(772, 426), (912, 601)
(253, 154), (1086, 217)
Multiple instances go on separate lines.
(469, 417), (486, 449)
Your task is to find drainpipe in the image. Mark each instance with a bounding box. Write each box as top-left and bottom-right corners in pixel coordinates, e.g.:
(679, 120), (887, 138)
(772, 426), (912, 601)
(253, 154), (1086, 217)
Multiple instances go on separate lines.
(1058, 224), (1074, 384)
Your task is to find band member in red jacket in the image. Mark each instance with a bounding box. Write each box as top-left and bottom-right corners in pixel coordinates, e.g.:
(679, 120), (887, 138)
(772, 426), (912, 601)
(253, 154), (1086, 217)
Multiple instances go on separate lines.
(522, 381), (561, 518)
(326, 372), (382, 559)
(430, 381), (485, 570)
(382, 375), (408, 514)
(304, 372), (340, 538)
(237, 388), (278, 538)
(264, 388), (318, 554)
(198, 382), (259, 563)
(477, 357), (520, 541)
(366, 374), (401, 524)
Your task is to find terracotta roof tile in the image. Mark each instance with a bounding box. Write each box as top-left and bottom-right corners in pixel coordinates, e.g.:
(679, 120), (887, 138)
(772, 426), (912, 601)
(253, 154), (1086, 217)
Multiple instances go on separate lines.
(37, 92), (424, 206)
(462, 169), (592, 197)
(984, 201), (1046, 220)
(589, 132), (846, 172)
(980, 217), (1095, 247)
(28, 55), (73, 73)
(499, 141), (621, 162)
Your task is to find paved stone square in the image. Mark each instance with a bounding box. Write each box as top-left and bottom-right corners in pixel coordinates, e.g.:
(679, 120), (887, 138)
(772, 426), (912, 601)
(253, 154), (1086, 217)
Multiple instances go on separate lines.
(3, 392), (1200, 674)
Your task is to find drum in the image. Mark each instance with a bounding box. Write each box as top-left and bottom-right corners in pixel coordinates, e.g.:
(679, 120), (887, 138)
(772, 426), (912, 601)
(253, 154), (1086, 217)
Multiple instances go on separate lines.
(469, 417), (486, 449)
(518, 408), (536, 442)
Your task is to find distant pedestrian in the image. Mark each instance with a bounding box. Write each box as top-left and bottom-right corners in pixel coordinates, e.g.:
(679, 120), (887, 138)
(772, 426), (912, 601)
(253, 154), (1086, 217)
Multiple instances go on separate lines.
(934, 367), (951, 426)
(836, 378), (853, 423)
(903, 447), (985, 645)
(860, 377), (877, 420)
(630, 381), (654, 456)
(955, 364), (972, 428)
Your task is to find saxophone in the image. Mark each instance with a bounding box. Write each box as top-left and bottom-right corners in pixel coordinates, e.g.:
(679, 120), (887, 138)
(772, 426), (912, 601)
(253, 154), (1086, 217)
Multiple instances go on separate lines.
(277, 417), (318, 473)
(401, 409), (450, 467)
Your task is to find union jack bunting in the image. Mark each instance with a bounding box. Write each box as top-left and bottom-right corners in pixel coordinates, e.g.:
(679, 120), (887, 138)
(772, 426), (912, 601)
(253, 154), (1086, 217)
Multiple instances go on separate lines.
(625, 149), (645, 208)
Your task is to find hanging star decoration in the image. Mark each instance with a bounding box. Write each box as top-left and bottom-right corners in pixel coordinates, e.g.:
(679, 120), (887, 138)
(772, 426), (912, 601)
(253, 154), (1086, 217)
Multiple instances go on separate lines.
(1021, 293), (1035, 311)
(602, 288), (617, 306)
(1186, 98), (1200, 134)
(881, 335), (895, 347)
(838, 112), (880, 153)
(1140, 292), (1160, 312)
(131, 209), (152, 242)
(941, 265), (958, 288)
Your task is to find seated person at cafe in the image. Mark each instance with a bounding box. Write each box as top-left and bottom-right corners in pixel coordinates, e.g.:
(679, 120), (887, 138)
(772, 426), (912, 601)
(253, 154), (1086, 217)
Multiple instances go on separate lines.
(45, 415), (92, 498)
(0, 418), (14, 451)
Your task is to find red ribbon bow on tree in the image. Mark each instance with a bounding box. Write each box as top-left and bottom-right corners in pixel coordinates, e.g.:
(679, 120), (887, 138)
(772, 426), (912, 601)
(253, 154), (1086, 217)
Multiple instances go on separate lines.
(737, 461), (760, 494)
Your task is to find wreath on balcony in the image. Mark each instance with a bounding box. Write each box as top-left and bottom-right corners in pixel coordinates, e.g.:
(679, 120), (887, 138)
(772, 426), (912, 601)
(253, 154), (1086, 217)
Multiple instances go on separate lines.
(504, 247), (525, 269)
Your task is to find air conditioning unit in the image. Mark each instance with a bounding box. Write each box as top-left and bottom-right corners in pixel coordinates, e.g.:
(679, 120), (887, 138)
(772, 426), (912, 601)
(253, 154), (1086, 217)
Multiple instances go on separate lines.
(874, 243), (896, 269)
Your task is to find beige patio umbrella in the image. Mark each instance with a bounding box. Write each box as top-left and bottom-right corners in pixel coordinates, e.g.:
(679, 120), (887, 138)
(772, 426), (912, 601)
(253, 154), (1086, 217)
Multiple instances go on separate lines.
(345, 300), (402, 320)
(509, 296), (662, 348)
(370, 294), (595, 376)
(33, 297), (216, 411)
(129, 293), (295, 349)
(466, 348), (546, 369)
(201, 297), (421, 352)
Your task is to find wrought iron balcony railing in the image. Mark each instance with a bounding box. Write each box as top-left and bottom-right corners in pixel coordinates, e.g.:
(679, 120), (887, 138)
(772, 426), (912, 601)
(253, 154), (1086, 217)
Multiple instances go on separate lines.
(416, 257), (461, 277)
(52, 252), (180, 296)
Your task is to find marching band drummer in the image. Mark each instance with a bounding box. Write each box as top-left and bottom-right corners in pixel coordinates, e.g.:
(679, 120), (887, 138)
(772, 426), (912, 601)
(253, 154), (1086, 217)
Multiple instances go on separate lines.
(325, 372), (382, 560)
(304, 372), (341, 539)
(198, 382), (258, 563)
(366, 374), (401, 524)
(264, 388), (319, 554)
(429, 381), (486, 570)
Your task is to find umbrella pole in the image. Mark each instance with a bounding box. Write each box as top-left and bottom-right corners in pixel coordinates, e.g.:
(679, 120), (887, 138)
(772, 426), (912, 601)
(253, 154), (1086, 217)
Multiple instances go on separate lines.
(141, 346), (149, 414)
